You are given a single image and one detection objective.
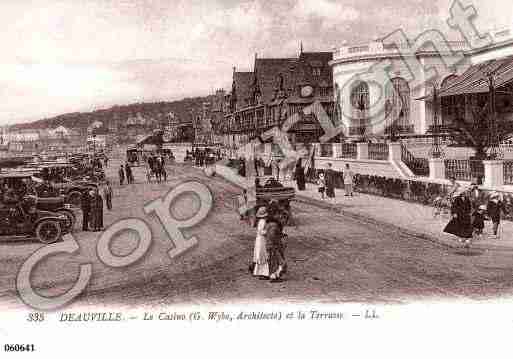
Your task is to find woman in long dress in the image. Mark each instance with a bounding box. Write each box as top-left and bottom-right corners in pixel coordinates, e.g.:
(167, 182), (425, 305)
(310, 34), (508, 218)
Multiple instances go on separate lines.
(266, 218), (286, 282)
(443, 188), (473, 245)
(253, 207), (270, 279)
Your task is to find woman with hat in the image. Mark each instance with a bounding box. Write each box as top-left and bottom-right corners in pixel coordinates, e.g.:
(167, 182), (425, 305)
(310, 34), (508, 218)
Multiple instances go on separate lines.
(443, 188), (473, 245)
(487, 192), (508, 238)
(252, 206), (270, 279)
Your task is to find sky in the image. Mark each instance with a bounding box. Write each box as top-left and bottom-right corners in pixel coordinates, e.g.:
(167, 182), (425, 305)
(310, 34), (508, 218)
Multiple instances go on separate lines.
(0, 0), (511, 124)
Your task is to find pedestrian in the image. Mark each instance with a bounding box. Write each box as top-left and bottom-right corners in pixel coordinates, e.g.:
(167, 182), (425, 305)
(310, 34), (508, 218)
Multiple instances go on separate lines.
(148, 155), (154, 174)
(317, 172), (326, 200)
(271, 157), (280, 181)
(447, 176), (460, 199)
(91, 188), (104, 231)
(81, 190), (91, 231)
(294, 158), (305, 191)
(343, 163), (354, 197)
(125, 163), (133, 184)
(325, 163), (336, 201)
(469, 182), (483, 210)
(266, 217), (286, 283)
(252, 207), (269, 279)
(443, 188), (473, 246)
(238, 157), (246, 177)
(487, 192), (508, 238)
(118, 165), (125, 186)
(257, 157), (265, 177)
(103, 180), (113, 211)
(471, 204), (487, 241)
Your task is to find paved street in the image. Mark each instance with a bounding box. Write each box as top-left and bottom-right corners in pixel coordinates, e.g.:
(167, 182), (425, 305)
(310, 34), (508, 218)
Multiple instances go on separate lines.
(2, 159), (513, 310)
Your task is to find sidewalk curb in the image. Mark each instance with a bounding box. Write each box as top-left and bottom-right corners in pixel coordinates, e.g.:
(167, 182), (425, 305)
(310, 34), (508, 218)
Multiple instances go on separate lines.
(294, 193), (513, 252)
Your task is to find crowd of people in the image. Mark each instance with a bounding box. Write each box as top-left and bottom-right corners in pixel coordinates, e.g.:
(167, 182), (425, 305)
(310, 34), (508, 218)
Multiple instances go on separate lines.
(118, 162), (134, 185)
(444, 184), (508, 246)
(188, 148), (222, 167)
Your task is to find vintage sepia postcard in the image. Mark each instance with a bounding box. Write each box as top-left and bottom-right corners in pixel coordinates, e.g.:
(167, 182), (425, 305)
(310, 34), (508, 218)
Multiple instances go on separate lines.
(1, 0), (512, 357)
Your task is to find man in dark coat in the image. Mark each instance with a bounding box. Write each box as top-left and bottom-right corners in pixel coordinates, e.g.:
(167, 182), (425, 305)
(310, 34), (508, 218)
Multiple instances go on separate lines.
(294, 158), (305, 191)
(325, 163), (336, 200)
(93, 189), (104, 231)
(487, 192), (508, 237)
(118, 165), (125, 186)
(125, 163), (133, 184)
(81, 190), (91, 231)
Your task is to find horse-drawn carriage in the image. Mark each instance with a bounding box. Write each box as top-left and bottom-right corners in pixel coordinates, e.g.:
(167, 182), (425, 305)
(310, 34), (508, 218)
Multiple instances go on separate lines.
(145, 157), (167, 183)
(237, 178), (295, 227)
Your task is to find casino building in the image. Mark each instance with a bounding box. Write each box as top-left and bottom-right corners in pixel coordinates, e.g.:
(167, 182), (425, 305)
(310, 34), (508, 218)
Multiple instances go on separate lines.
(330, 26), (513, 144)
(216, 48), (338, 150)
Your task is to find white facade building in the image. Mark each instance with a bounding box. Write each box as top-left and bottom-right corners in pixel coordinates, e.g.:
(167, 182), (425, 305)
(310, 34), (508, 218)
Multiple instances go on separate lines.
(331, 27), (513, 141)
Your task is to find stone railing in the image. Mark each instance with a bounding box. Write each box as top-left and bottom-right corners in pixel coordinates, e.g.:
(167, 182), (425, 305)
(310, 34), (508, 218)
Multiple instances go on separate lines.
(333, 26), (513, 61)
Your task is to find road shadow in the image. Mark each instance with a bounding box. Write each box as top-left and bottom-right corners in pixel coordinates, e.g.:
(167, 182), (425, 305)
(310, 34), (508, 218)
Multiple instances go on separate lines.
(451, 248), (486, 256)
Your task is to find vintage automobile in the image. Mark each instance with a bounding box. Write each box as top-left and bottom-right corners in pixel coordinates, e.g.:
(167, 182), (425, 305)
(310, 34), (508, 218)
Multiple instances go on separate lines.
(23, 163), (102, 206)
(0, 172), (78, 231)
(237, 177), (295, 227)
(24, 195), (76, 232)
(48, 177), (99, 206)
(0, 197), (70, 244)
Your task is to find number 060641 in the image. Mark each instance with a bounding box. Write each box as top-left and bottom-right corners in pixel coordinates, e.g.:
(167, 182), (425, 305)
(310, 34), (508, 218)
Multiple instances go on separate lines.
(4, 344), (35, 352)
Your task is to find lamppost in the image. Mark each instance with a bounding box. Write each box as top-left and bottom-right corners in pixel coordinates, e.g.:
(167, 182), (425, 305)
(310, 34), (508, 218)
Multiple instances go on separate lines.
(428, 82), (445, 159)
(486, 72), (503, 160)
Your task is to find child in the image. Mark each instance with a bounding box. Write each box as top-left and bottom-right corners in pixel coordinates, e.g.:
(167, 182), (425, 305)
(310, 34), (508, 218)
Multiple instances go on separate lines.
(471, 204), (487, 241)
(317, 172), (326, 200)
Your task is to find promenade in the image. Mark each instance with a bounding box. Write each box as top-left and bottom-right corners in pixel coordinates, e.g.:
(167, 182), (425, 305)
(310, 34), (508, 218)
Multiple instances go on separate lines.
(285, 180), (513, 251)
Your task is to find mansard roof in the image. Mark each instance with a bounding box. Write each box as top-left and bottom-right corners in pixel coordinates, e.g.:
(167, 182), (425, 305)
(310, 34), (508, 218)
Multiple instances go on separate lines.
(233, 71), (253, 109)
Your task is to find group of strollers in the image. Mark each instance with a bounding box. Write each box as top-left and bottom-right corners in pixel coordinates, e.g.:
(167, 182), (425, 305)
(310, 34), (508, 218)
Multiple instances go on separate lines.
(238, 177), (294, 282)
(439, 180), (508, 247)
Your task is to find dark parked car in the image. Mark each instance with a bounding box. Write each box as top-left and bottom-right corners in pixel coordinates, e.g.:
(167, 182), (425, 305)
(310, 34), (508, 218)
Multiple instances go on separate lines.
(0, 197), (70, 244)
(0, 172), (78, 231)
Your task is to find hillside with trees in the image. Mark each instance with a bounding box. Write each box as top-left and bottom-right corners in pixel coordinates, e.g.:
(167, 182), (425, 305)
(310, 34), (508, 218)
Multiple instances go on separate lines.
(10, 95), (216, 131)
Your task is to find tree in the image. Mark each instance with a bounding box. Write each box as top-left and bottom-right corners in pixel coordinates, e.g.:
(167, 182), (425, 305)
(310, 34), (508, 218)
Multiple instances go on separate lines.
(445, 76), (513, 160)
(448, 103), (513, 159)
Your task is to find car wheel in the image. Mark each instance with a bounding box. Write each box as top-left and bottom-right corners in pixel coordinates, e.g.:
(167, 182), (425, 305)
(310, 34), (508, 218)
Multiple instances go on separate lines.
(68, 191), (82, 206)
(36, 220), (62, 244)
(57, 210), (76, 232)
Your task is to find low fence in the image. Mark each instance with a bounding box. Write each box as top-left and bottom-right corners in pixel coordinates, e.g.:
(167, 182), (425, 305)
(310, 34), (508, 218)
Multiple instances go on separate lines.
(368, 143), (389, 160)
(444, 159), (484, 183)
(307, 170), (513, 220)
(505, 160), (513, 185)
(340, 143), (357, 159)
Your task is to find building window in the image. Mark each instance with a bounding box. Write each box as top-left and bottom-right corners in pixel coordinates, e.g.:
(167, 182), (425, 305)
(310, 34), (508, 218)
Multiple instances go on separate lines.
(385, 77), (411, 131)
(312, 68), (321, 76)
(440, 74), (458, 124)
(319, 86), (331, 97)
(350, 81), (370, 126)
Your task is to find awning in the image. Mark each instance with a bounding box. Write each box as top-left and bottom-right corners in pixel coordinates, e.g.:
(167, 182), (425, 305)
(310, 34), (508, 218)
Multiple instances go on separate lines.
(418, 55), (513, 101)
